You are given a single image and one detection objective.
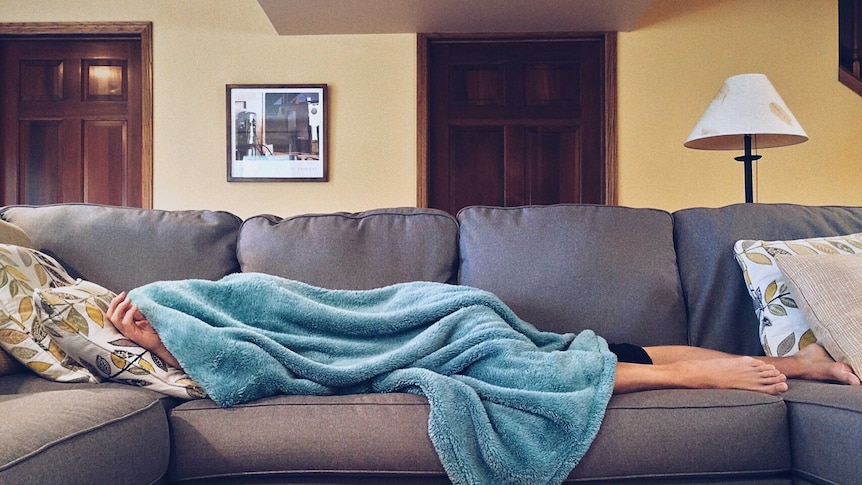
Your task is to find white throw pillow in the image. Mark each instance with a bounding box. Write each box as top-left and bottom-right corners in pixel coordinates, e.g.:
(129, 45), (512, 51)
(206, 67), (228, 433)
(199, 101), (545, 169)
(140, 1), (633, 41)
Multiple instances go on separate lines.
(0, 244), (97, 382)
(734, 232), (862, 356)
(35, 279), (207, 400)
(777, 253), (862, 376)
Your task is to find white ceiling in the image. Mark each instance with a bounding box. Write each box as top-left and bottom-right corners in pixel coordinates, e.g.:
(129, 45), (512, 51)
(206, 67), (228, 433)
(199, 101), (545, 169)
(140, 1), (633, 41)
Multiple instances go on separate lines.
(257, 0), (653, 35)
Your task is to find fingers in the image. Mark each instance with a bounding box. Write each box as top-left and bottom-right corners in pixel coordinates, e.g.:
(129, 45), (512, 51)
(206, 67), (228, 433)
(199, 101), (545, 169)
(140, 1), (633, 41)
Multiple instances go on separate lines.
(106, 291), (149, 331)
(106, 291), (126, 323)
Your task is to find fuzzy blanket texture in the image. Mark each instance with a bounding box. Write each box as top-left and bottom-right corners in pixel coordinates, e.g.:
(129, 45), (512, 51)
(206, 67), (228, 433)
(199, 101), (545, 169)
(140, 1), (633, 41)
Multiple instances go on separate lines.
(128, 273), (616, 485)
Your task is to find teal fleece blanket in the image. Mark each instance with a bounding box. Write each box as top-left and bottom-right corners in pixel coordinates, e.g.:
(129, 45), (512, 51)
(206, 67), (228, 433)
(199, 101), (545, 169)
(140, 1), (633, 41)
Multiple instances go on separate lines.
(128, 273), (616, 485)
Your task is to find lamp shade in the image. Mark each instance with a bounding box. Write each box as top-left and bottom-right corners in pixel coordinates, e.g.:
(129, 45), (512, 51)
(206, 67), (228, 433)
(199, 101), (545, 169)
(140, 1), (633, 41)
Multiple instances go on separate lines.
(684, 73), (808, 150)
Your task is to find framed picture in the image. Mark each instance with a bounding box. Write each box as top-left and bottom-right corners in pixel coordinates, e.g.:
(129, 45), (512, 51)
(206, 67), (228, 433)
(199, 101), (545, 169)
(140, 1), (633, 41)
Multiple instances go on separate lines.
(226, 84), (327, 181)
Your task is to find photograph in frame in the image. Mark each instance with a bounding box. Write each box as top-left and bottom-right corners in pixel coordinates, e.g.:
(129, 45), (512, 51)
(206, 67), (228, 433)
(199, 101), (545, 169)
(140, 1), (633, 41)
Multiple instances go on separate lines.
(227, 84), (327, 181)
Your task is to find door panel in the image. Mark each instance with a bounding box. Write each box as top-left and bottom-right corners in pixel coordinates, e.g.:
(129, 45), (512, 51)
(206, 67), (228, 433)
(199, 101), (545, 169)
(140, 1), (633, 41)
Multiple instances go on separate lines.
(84, 120), (129, 205)
(446, 126), (505, 211)
(525, 126), (580, 206)
(1, 37), (143, 207)
(423, 35), (611, 215)
(19, 120), (61, 204)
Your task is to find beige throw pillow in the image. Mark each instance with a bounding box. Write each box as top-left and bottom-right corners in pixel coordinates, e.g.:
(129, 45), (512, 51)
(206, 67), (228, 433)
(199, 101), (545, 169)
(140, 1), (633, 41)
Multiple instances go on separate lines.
(734, 232), (862, 356)
(777, 254), (862, 377)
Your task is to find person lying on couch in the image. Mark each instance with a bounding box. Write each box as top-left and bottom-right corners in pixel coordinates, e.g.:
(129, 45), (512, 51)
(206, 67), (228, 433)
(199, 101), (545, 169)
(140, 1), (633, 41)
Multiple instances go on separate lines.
(105, 277), (860, 399)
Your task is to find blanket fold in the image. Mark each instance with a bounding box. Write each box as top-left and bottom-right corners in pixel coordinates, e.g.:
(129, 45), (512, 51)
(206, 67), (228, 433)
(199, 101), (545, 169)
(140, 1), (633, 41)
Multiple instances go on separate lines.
(128, 273), (615, 485)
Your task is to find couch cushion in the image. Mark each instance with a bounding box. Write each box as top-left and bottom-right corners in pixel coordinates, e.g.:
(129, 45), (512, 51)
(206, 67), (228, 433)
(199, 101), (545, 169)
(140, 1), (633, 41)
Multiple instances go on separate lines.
(237, 208), (459, 290)
(0, 204), (242, 292)
(777, 254), (862, 376)
(0, 219), (32, 248)
(0, 384), (170, 484)
(457, 205), (687, 345)
(570, 389), (791, 482)
(733, 232), (862, 357)
(0, 220), (32, 376)
(673, 203), (862, 355)
(0, 244), (95, 383)
(168, 393), (447, 482)
(35, 279), (207, 400)
(169, 389), (791, 484)
(781, 380), (862, 485)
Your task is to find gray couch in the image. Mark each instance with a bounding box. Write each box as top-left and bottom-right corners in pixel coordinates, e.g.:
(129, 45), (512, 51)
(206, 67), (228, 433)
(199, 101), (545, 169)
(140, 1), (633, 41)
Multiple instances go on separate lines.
(0, 202), (860, 485)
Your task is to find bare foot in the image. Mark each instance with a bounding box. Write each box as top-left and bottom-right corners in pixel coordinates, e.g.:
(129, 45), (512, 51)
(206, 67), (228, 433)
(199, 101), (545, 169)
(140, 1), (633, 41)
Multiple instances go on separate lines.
(615, 357), (790, 395)
(780, 344), (860, 386)
(674, 356), (789, 395)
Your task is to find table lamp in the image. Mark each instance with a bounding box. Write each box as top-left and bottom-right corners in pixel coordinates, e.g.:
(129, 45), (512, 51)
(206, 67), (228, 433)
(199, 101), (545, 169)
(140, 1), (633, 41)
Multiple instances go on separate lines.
(684, 73), (808, 203)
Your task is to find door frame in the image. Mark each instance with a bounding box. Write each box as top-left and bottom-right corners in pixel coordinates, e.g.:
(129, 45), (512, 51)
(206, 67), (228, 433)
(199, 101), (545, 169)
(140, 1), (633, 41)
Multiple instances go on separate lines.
(0, 22), (153, 208)
(416, 32), (617, 208)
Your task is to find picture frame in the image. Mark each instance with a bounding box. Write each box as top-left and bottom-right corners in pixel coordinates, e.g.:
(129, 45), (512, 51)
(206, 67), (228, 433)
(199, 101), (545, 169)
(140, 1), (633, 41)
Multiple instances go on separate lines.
(226, 84), (327, 181)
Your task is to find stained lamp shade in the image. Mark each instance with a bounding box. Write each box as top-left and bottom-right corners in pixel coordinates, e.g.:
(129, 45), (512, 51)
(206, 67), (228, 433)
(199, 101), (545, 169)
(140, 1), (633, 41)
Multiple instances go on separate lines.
(685, 73), (808, 150)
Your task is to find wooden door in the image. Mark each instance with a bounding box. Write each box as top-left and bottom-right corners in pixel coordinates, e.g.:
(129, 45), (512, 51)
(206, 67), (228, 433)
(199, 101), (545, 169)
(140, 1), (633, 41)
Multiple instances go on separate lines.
(1, 36), (144, 207)
(419, 35), (615, 215)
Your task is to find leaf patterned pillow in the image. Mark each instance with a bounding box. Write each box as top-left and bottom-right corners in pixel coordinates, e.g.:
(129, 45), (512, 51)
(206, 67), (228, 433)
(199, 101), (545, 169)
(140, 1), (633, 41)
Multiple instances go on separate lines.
(35, 279), (207, 400)
(0, 244), (97, 382)
(734, 232), (862, 356)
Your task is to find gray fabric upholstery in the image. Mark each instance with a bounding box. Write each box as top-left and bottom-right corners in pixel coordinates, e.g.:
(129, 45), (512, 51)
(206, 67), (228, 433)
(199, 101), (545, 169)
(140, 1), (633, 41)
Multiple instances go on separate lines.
(0, 204), (242, 292)
(782, 380), (862, 485)
(673, 203), (862, 355)
(0, 373), (103, 395)
(169, 389), (791, 484)
(0, 384), (170, 485)
(571, 390), (790, 482)
(237, 208), (459, 290)
(457, 205), (688, 346)
(168, 393), (446, 482)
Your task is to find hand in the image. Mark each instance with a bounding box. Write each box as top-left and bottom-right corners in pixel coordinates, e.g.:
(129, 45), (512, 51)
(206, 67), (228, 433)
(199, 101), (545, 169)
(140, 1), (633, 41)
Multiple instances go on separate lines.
(106, 292), (181, 369)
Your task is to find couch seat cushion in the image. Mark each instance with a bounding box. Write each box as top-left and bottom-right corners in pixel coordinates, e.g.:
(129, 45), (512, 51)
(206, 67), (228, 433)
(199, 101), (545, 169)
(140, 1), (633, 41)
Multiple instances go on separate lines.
(782, 380), (862, 485)
(0, 380), (170, 484)
(168, 393), (446, 482)
(169, 388), (790, 484)
(569, 389), (790, 482)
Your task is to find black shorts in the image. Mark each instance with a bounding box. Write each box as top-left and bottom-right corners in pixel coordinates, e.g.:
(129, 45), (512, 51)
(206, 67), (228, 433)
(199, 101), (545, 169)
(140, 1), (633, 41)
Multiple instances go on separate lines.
(608, 343), (653, 365)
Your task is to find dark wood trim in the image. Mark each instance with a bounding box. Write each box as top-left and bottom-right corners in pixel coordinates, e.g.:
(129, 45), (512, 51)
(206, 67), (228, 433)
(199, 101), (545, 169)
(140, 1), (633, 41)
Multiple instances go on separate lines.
(0, 21), (154, 208)
(840, 66), (862, 97)
(139, 23), (154, 209)
(416, 34), (430, 208)
(602, 32), (618, 205)
(415, 32), (618, 208)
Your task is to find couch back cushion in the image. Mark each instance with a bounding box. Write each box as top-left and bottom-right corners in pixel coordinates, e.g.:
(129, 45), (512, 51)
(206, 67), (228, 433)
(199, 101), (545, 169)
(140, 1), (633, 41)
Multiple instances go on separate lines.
(457, 205), (687, 345)
(0, 204), (242, 292)
(238, 208), (459, 290)
(673, 203), (862, 356)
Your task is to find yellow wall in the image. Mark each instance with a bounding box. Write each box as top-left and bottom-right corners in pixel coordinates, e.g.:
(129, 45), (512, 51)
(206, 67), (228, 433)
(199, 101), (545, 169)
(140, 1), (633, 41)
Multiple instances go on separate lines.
(618, 0), (862, 210)
(2, 0), (861, 216)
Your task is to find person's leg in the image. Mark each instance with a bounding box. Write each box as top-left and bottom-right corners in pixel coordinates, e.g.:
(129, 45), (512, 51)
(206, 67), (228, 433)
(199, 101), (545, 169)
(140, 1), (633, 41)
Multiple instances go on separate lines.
(613, 358), (789, 395)
(643, 343), (860, 386)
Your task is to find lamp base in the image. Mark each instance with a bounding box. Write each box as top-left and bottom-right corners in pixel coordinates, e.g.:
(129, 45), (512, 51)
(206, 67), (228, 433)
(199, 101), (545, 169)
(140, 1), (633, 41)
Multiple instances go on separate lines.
(734, 134), (762, 203)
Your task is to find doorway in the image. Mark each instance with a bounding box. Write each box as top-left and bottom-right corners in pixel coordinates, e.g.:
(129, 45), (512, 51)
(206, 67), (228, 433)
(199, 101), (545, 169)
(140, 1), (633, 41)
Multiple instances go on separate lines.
(417, 33), (616, 215)
(0, 22), (153, 208)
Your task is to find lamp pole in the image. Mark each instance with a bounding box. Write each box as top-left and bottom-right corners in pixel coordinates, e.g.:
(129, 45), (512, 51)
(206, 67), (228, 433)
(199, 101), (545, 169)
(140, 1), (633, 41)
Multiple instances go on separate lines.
(734, 134), (762, 203)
